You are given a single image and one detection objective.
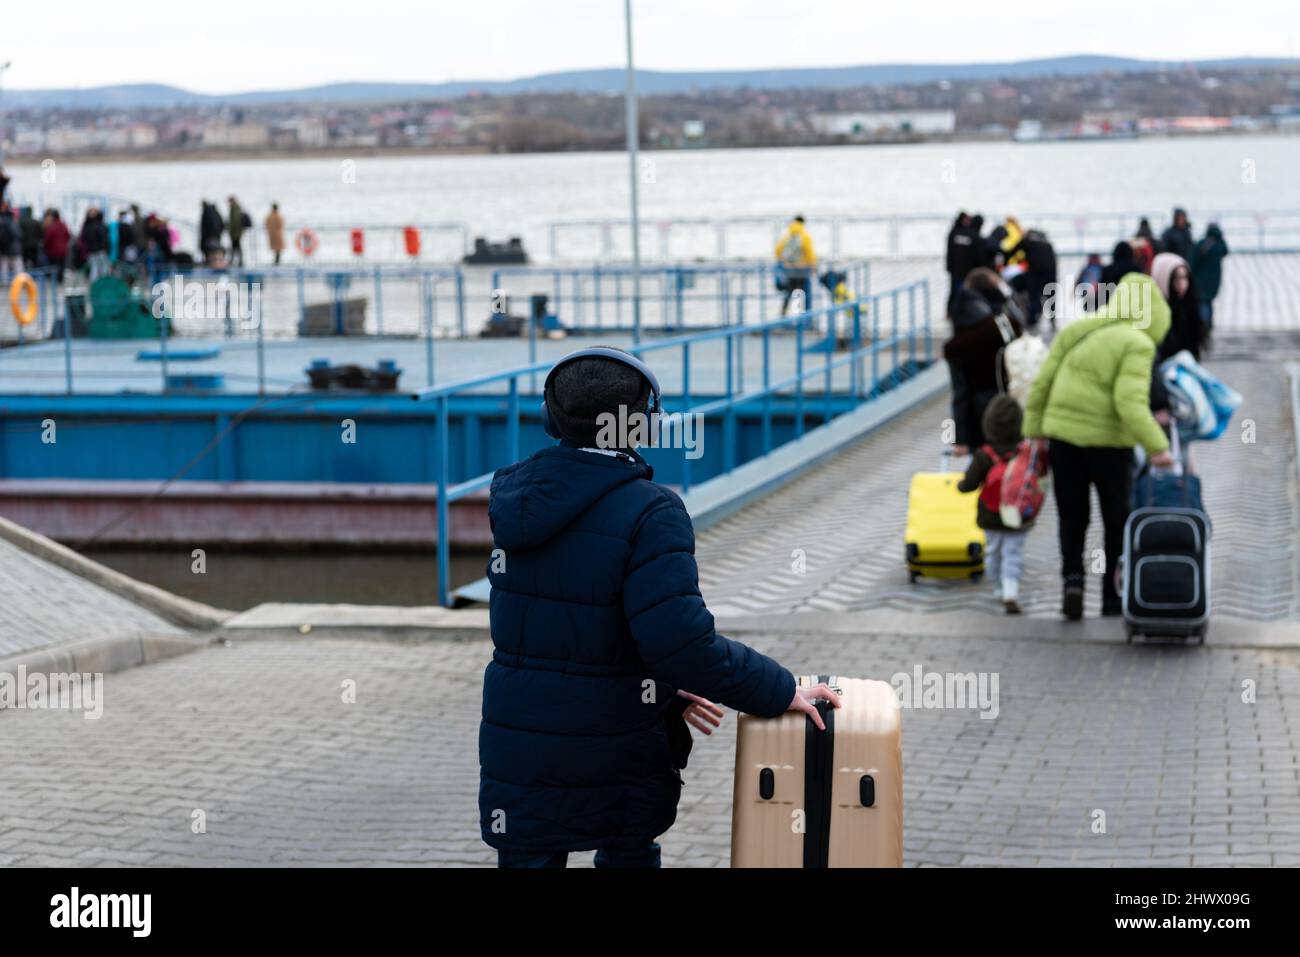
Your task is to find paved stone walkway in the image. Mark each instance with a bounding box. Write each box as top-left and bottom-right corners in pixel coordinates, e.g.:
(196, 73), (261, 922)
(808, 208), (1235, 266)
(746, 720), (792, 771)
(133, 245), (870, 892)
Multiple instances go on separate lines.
(697, 348), (1299, 623)
(2, 632), (1296, 867)
(0, 537), (182, 658)
(1, 267), (1295, 869)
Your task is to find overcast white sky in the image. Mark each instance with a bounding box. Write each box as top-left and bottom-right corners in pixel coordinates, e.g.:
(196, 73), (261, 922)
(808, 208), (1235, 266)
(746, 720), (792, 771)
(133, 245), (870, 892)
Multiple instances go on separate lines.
(5, 0), (1298, 93)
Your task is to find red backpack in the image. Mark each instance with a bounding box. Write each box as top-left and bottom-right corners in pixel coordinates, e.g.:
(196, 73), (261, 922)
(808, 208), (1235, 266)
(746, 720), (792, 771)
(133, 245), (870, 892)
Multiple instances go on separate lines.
(978, 446), (1012, 513)
(980, 440), (1048, 529)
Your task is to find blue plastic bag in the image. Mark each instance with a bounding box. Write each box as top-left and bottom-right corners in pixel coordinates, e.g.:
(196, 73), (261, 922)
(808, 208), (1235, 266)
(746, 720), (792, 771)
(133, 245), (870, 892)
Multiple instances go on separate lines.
(1160, 351), (1242, 441)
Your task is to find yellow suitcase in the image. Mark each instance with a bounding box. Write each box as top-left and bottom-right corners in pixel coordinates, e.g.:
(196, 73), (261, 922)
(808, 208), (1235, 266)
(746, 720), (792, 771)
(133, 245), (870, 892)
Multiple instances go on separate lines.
(731, 675), (902, 868)
(904, 451), (985, 582)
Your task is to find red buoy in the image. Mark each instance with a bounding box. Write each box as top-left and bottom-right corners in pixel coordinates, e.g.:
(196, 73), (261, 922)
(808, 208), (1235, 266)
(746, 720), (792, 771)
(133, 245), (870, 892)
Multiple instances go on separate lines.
(403, 226), (421, 258)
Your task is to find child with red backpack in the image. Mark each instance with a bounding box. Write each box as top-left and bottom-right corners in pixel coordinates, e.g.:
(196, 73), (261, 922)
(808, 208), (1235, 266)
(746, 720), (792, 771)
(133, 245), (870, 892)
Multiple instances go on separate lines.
(957, 395), (1049, 614)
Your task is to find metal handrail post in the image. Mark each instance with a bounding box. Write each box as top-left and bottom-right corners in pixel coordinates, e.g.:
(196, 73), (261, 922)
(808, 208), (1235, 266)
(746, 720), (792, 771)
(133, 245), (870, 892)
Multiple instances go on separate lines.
(922, 280), (932, 363)
(436, 394), (451, 607)
(871, 295), (880, 397)
(795, 317), (805, 437)
(761, 326), (772, 454)
(424, 274), (435, 387)
(908, 284), (916, 366)
(63, 298), (74, 394)
(158, 307), (169, 394)
(456, 268), (466, 338)
(851, 302), (862, 398)
(680, 344), (692, 495)
(507, 378), (521, 463)
(891, 289), (900, 378)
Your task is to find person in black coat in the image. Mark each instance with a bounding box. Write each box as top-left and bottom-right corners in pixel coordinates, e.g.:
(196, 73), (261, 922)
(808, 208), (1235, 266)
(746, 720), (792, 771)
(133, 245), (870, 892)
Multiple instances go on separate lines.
(199, 201), (226, 264)
(1097, 241), (1141, 307)
(945, 211), (979, 317)
(79, 208), (109, 255)
(1160, 208), (1195, 264)
(1136, 217), (1158, 250)
(19, 207), (42, 268)
(943, 267), (1024, 452)
(1004, 228), (1058, 329)
(480, 348), (838, 867)
(1151, 253), (1206, 363)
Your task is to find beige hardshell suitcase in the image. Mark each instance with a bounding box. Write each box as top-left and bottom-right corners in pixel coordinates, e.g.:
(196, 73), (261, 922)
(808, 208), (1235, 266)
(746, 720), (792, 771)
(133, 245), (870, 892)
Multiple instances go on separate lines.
(731, 675), (902, 867)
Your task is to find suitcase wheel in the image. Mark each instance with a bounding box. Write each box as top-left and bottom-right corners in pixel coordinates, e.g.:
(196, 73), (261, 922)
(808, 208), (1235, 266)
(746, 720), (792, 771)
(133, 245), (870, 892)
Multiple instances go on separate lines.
(970, 571), (983, 583)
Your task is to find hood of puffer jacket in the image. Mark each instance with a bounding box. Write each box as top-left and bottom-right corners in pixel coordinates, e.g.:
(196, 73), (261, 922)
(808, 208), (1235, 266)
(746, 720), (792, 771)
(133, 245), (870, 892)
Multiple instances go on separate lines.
(1150, 253), (1189, 304)
(488, 445), (651, 551)
(951, 285), (996, 328)
(1091, 271), (1171, 346)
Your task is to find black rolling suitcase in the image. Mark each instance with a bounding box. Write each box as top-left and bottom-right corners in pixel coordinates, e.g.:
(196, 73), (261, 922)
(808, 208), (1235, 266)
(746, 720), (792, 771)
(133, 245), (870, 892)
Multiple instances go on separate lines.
(1122, 429), (1210, 643)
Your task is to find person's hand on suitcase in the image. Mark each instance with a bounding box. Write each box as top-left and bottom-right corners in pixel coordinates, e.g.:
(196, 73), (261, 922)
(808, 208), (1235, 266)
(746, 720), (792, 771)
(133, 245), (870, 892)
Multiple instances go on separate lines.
(788, 683), (842, 731)
(1150, 450), (1175, 468)
(676, 690), (724, 736)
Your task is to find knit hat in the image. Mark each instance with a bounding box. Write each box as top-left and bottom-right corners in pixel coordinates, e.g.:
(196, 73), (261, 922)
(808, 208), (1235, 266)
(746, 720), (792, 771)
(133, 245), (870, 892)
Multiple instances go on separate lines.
(1150, 252), (1188, 303)
(981, 394), (1023, 450)
(545, 348), (652, 447)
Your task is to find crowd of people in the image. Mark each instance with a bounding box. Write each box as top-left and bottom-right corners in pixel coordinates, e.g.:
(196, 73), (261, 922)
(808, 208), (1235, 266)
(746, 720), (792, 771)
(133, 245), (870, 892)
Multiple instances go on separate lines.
(941, 206), (1230, 621)
(0, 199), (186, 283)
(0, 173), (292, 285)
(197, 196), (287, 267)
(946, 213), (1059, 330)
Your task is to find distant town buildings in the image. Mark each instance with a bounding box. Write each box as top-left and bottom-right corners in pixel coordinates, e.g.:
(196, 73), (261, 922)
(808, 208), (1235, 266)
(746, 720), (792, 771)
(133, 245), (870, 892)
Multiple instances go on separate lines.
(811, 109), (957, 137)
(0, 64), (1296, 158)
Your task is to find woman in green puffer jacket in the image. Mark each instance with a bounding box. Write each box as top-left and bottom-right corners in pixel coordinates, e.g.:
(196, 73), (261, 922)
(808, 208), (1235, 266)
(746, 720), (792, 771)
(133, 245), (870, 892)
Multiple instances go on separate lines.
(1023, 271), (1175, 621)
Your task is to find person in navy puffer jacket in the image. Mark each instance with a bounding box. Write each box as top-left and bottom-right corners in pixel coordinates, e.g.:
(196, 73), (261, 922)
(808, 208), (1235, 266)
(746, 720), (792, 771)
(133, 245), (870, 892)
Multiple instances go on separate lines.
(480, 347), (839, 868)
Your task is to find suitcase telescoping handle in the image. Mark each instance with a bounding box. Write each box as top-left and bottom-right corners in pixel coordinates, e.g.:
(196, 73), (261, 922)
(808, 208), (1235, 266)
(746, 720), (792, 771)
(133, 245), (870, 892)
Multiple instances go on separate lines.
(1150, 422), (1185, 477)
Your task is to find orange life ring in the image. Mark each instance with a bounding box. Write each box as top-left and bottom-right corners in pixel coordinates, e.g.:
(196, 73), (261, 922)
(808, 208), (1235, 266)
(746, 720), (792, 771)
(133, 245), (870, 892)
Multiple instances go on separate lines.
(9, 273), (38, 326)
(295, 228), (320, 257)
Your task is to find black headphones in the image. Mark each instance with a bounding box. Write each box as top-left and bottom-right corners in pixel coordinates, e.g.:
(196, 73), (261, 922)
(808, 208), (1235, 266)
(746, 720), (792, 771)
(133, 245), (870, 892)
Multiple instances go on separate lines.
(540, 346), (662, 440)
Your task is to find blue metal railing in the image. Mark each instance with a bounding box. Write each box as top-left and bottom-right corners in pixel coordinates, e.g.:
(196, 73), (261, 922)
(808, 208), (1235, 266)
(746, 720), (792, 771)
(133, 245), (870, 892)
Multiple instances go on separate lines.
(1, 263), (467, 394)
(413, 277), (931, 606)
(547, 209), (1300, 261)
(489, 259), (871, 347)
(145, 264), (468, 339)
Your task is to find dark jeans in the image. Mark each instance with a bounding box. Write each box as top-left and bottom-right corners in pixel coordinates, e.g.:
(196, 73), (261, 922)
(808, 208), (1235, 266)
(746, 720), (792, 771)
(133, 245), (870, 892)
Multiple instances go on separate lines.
(1049, 439), (1133, 601)
(946, 273), (962, 317)
(781, 276), (811, 315)
(1031, 272), (1051, 328)
(497, 841), (662, 869)
(229, 238), (243, 267)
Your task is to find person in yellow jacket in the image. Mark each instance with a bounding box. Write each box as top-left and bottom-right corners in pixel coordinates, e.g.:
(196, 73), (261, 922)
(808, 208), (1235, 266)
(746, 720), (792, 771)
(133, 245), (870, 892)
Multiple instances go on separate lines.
(775, 215), (816, 315)
(1000, 216), (1025, 267)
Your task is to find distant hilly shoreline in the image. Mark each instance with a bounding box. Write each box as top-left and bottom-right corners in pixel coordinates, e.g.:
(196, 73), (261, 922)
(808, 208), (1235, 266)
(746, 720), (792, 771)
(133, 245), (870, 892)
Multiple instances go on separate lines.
(5, 55), (1296, 110)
